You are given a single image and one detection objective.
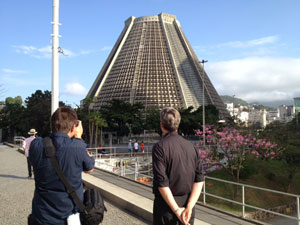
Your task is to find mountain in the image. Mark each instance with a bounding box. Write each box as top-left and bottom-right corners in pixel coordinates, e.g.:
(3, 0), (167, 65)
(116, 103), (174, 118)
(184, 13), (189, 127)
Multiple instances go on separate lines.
(249, 100), (294, 108)
(220, 95), (293, 109)
(220, 95), (248, 106)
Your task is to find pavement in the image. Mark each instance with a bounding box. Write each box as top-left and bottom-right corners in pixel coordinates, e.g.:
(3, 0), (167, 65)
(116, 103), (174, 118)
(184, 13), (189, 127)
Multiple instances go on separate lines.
(0, 144), (150, 225)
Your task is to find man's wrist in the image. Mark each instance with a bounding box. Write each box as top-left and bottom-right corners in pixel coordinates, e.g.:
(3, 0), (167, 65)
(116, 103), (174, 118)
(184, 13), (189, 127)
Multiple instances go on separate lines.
(174, 207), (180, 214)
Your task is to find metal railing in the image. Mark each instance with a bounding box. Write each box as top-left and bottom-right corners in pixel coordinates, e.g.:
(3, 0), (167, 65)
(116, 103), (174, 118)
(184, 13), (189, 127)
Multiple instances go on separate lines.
(13, 136), (25, 148)
(87, 146), (151, 159)
(90, 153), (300, 224)
(92, 154), (152, 183)
(203, 176), (300, 225)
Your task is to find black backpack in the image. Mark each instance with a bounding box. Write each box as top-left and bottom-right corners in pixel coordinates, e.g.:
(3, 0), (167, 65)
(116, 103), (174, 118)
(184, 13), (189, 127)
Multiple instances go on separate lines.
(81, 188), (107, 225)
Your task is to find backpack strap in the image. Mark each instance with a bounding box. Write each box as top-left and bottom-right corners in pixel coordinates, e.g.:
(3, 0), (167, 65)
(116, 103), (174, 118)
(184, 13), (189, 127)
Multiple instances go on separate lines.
(43, 137), (87, 214)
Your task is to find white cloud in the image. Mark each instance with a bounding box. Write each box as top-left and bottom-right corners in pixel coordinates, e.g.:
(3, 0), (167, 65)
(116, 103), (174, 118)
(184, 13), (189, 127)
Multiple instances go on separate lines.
(2, 68), (28, 74)
(100, 46), (112, 51)
(206, 57), (300, 103)
(12, 45), (92, 58)
(194, 35), (280, 59)
(62, 82), (87, 96)
(218, 36), (279, 49)
(1, 74), (47, 87)
(13, 45), (51, 58)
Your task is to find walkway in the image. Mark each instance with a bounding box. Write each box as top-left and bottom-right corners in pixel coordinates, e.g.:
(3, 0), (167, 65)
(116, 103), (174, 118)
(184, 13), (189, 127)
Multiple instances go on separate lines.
(0, 144), (150, 225)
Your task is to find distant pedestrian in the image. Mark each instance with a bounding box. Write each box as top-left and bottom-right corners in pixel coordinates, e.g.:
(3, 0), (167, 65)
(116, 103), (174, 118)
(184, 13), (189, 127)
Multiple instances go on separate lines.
(22, 128), (37, 178)
(140, 141), (145, 153)
(152, 107), (204, 225)
(134, 140), (139, 154)
(128, 140), (133, 155)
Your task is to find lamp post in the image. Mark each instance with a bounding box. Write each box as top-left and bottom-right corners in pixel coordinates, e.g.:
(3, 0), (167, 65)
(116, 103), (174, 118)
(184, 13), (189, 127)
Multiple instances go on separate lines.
(51, 0), (60, 115)
(232, 94), (235, 116)
(200, 60), (208, 147)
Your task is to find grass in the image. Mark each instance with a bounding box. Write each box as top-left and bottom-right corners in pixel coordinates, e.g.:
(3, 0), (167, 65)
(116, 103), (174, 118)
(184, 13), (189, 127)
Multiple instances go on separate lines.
(202, 159), (300, 214)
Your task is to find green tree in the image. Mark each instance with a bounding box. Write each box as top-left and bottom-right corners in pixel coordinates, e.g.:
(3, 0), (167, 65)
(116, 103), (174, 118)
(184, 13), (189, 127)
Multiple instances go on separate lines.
(100, 99), (144, 140)
(144, 107), (161, 135)
(24, 90), (65, 137)
(0, 96), (25, 141)
(259, 117), (300, 192)
(178, 105), (220, 136)
(178, 106), (198, 136)
(95, 114), (108, 147)
(81, 97), (95, 144)
(88, 112), (107, 147)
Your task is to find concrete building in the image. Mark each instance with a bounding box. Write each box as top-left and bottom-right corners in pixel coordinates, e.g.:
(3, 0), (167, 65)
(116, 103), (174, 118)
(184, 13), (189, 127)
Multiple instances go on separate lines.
(248, 110), (267, 128)
(86, 13), (228, 118)
(278, 105), (294, 122)
(294, 97), (300, 115)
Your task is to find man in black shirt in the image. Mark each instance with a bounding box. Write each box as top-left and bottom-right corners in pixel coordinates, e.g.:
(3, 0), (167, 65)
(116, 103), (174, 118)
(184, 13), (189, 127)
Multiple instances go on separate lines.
(152, 107), (204, 225)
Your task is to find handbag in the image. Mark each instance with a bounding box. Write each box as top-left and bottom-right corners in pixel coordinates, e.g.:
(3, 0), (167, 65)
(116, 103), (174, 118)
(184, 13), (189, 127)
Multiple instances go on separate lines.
(43, 137), (107, 225)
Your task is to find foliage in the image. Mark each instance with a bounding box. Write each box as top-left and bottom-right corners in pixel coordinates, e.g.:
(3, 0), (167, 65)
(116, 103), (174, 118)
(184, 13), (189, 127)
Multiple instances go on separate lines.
(259, 116), (300, 192)
(195, 126), (279, 183)
(24, 90), (65, 137)
(178, 105), (219, 136)
(239, 158), (258, 179)
(100, 99), (144, 139)
(144, 107), (161, 135)
(0, 90), (65, 140)
(0, 96), (25, 141)
(88, 112), (107, 147)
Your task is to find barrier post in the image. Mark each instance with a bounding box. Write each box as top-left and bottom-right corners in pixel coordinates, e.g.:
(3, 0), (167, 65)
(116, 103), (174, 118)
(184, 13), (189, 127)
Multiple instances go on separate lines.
(242, 185), (245, 218)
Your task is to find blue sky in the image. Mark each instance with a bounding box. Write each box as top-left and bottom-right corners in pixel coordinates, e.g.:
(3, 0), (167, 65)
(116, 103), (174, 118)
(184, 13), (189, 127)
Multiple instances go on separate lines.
(1, 0), (300, 106)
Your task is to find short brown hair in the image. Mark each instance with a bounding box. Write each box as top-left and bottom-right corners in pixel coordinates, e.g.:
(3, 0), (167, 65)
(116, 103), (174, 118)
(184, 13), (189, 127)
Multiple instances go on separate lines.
(160, 107), (181, 132)
(51, 107), (78, 133)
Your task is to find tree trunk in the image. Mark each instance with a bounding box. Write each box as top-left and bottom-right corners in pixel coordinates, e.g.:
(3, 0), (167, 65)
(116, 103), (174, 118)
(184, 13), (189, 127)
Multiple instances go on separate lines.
(100, 127), (103, 147)
(90, 121), (94, 148)
(89, 121), (92, 147)
(95, 125), (98, 148)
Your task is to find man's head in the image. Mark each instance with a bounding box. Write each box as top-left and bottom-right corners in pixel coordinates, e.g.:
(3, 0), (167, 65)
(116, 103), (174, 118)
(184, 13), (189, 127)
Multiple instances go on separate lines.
(28, 128), (37, 136)
(160, 107), (181, 133)
(51, 106), (78, 133)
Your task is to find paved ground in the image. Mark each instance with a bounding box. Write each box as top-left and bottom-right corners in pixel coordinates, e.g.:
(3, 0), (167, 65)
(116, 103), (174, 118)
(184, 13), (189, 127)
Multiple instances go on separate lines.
(0, 144), (150, 225)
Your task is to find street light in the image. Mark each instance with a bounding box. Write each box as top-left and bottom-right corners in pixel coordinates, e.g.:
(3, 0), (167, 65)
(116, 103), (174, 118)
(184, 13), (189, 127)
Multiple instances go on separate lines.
(51, 0), (60, 115)
(232, 94), (235, 116)
(200, 60), (208, 147)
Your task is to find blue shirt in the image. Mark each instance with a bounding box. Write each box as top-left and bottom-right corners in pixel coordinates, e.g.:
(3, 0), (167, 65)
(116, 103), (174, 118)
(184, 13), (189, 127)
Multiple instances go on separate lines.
(29, 132), (95, 225)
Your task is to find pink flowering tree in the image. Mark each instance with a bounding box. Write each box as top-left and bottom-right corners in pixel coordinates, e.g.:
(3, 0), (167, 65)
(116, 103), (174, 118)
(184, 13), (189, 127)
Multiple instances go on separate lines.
(195, 126), (279, 183)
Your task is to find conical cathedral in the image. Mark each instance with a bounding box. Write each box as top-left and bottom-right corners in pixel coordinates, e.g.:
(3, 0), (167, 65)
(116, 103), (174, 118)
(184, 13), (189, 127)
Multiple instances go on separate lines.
(86, 13), (228, 117)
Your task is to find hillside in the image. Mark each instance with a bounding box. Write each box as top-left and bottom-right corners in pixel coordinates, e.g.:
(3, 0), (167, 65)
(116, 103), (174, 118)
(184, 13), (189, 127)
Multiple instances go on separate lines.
(220, 95), (248, 106)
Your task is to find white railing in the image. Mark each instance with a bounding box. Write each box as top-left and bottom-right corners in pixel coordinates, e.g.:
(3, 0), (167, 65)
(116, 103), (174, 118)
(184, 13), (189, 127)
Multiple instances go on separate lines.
(89, 153), (300, 224)
(13, 136), (25, 148)
(87, 146), (151, 159)
(204, 176), (300, 225)
(88, 149), (153, 184)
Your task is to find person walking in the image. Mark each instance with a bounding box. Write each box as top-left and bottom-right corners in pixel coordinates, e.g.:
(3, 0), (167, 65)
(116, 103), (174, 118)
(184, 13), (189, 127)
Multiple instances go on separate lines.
(22, 128), (37, 178)
(140, 141), (145, 153)
(134, 140), (139, 155)
(152, 107), (204, 225)
(28, 106), (95, 225)
(128, 140), (133, 156)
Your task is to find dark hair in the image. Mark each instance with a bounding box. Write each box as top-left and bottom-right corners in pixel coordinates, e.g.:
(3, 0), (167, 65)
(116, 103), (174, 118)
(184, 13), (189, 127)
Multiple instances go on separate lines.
(51, 107), (78, 133)
(160, 107), (181, 132)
